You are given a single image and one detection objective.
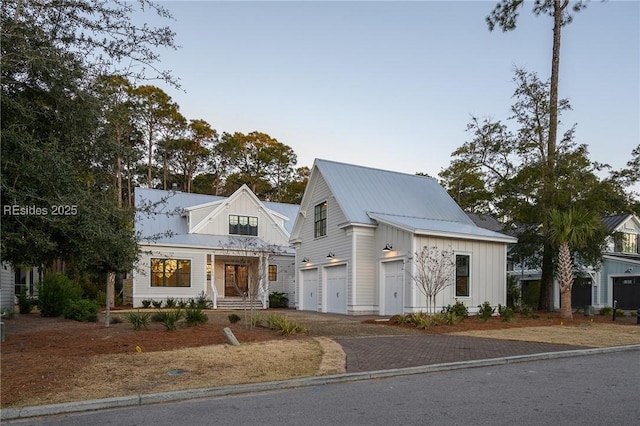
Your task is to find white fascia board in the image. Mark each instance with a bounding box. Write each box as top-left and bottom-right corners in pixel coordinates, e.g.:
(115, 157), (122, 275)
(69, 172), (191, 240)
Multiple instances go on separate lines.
(414, 228), (518, 244)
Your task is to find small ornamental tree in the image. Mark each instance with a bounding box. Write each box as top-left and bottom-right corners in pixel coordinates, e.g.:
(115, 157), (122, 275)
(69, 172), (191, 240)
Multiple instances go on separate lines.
(220, 236), (280, 328)
(409, 246), (456, 314)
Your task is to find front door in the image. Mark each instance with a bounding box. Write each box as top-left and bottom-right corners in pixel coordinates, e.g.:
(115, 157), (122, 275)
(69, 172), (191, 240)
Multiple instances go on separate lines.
(383, 261), (404, 315)
(225, 264), (248, 297)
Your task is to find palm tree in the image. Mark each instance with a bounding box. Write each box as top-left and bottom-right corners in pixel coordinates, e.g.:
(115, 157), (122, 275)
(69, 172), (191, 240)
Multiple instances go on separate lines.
(548, 208), (601, 319)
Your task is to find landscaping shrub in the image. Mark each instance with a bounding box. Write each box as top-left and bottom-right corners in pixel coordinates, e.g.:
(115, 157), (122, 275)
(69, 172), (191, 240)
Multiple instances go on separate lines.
(615, 309), (626, 317)
(158, 308), (183, 331)
(251, 312), (264, 327)
(195, 291), (212, 309)
(477, 301), (495, 321)
(268, 291), (289, 308)
(266, 313), (308, 336)
(442, 301), (468, 319)
(184, 307), (208, 326)
(498, 304), (514, 322)
(165, 297), (176, 308)
(518, 304), (538, 319)
(599, 306), (613, 316)
(228, 313), (241, 324)
(141, 299), (152, 308)
(110, 316), (123, 324)
(439, 311), (462, 325)
(125, 311), (151, 330)
(407, 312), (433, 329)
(17, 290), (35, 314)
(38, 273), (83, 317)
(63, 299), (99, 322)
(151, 300), (163, 309)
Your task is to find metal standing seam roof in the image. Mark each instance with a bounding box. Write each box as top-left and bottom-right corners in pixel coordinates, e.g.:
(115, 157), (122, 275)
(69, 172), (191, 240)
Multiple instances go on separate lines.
(601, 213), (634, 233)
(134, 187), (299, 246)
(314, 159), (516, 242)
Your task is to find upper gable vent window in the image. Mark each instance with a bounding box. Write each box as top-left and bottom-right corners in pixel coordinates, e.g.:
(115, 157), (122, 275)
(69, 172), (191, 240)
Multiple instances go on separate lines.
(229, 215), (258, 236)
(314, 202), (327, 238)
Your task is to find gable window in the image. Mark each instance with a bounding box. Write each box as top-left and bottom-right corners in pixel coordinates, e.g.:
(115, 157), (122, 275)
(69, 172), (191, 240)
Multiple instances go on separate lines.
(614, 233), (639, 254)
(229, 215), (258, 236)
(151, 258), (191, 287)
(455, 254), (470, 297)
(314, 202), (327, 238)
(269, 265), (277, 281)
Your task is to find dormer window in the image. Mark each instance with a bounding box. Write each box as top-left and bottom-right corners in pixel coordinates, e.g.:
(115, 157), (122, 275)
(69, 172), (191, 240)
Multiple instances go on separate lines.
(614, 232), (639, 254)
(229, 215), (258, 236)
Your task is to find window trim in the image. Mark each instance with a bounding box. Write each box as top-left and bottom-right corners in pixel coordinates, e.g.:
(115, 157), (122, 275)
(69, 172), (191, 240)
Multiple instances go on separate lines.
(454, 253), (471, 298)
(314, 201), (327, 238)
(268, 265), (277, 281)
(229, 214), (258, 236)
(151, 258), (192, 287)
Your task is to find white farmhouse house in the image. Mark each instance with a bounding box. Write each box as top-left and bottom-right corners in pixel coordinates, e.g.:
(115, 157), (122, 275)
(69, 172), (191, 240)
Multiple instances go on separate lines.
(132, 185), (298, 308)
(289, 159), (517, 315)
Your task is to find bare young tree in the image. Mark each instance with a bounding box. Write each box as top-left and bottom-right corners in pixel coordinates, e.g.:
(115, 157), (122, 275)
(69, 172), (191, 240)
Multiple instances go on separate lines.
(409, 246), (456, 314)
(220, 236), (280, 328)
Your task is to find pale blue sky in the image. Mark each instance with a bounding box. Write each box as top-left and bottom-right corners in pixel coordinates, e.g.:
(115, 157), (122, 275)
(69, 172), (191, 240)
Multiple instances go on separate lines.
(146, 1), (639, 181)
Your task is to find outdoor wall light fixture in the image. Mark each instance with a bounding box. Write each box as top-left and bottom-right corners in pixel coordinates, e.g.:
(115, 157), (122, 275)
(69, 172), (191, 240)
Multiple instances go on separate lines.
(625, 267), (633, 273)
(382, 243), (393, 252)
(326, 252), (335, 259)
(302, 257), (309, 263)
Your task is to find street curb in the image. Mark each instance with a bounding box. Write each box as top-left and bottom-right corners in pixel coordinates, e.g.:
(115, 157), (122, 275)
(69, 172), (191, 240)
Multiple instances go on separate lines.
(3, 344), (640, 421)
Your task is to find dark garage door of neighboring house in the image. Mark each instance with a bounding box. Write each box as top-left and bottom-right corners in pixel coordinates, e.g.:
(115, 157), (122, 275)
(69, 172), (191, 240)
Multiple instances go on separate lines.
(613, 275), (640, 310)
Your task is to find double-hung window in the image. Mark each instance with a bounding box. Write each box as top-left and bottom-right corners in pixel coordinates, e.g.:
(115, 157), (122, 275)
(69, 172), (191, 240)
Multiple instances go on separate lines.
(314, 202), (327, 238)
(455, 254), (470, 297)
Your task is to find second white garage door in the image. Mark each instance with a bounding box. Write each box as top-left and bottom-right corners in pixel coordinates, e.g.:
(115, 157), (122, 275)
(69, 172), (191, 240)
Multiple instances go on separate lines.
(325, 265), (347, 314)
(301, 269), (318, 311)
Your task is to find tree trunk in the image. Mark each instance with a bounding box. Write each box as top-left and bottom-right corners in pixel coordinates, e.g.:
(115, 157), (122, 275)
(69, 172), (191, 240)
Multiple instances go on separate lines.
(539, 1), (566, 313)
(558, 242), (574, 319)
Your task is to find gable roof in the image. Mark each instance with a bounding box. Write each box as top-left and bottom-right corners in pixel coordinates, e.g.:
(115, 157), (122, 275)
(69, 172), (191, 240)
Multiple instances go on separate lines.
(135, 187), (299, 248)
(295, 159), (517, 243)
(466, 212), (506, 233)
(601, 213), (638, 234)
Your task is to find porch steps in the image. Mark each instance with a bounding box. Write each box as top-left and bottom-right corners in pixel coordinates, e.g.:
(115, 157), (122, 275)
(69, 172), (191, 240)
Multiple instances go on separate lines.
(216, 298), (265, 310)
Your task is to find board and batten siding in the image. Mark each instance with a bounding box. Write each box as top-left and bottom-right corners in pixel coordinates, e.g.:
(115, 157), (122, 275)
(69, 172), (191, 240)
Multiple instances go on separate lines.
(133, 246), (207, 307)
(188, 203), (220, 230)
(411, 236), (508, 313)
(296, 173), (351, 310)
(194, 193), (290, 247)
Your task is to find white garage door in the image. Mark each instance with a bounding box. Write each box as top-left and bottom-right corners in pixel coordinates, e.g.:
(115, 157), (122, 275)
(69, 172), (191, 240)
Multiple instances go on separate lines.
(383, 260), (404, 315)
(301, 269), (318, 311)
(326, 265), (347, 314)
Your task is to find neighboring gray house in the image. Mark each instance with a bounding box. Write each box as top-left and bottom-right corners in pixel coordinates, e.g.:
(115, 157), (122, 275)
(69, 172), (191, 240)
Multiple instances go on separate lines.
(508, 213), (640, 311)
(582, 213), (640, 310)
(289, 159), (517, 315)
(133, 185), (299, 308)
